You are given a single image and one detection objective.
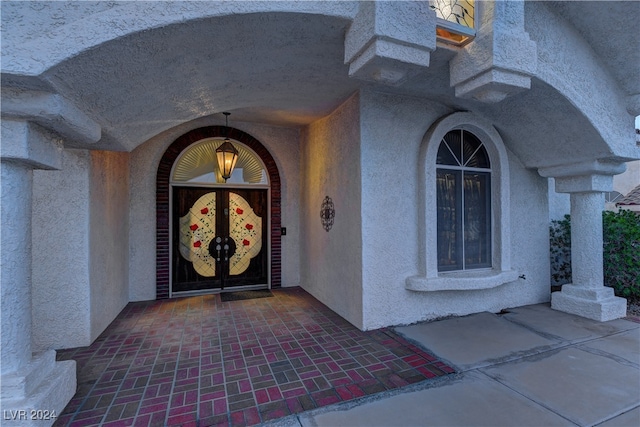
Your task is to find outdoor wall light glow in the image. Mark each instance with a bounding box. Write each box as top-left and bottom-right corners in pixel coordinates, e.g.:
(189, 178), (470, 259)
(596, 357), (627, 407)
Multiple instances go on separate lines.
(431, 0), (476, 46)
(216, 112), (239, 182)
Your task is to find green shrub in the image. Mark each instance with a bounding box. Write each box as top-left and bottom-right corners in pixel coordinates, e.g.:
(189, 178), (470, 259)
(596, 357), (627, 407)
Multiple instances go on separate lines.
(603, 210), (640, 298)
(550, 215), (571, 286)
(549, 210), (640, 298)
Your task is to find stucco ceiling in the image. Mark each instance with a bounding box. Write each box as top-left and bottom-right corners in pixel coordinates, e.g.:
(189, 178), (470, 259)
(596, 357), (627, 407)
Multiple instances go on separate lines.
(4, 1), (638, 158)
(42, 12), (361, 150)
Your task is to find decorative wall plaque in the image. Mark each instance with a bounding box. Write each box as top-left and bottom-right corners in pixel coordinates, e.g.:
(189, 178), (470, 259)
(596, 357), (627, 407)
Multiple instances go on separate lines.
(320, 196), (335, 232)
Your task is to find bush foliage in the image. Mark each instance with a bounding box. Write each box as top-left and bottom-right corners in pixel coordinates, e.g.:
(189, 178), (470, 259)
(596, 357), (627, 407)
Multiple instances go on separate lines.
(550, 210), (640, 298)
(550, 215), (572, 286)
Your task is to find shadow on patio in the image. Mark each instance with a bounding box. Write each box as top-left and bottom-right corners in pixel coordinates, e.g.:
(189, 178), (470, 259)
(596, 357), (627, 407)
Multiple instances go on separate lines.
(54, 287), (454, 427)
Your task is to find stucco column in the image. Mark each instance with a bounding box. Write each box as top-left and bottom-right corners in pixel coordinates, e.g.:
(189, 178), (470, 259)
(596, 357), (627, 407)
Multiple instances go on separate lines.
(540, 161), (627, 322)
(1, 161), (34, 375)
(0, 120), (76, 426)
(570, 192), (605, 288)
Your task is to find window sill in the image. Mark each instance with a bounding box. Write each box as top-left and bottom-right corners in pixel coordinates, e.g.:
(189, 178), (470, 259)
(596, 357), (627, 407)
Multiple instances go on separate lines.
(406, 269), (520, 292)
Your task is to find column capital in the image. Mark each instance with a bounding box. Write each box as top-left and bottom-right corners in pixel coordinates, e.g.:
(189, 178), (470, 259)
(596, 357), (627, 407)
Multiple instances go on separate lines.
(538, 160), (627, 193)
(1, 88), (101, 146)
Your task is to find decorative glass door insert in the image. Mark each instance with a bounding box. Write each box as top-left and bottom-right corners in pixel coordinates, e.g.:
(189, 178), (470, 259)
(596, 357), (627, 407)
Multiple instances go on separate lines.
(172, 187), (268, 293)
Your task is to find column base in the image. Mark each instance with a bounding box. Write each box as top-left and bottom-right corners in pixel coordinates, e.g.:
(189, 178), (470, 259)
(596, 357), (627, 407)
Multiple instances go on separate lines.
(1, 351), (76, 427)
(551, 284), (627, 322)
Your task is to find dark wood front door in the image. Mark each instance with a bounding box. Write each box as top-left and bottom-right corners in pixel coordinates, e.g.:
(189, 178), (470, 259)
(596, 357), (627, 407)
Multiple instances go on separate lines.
(172, 187), (268, 293)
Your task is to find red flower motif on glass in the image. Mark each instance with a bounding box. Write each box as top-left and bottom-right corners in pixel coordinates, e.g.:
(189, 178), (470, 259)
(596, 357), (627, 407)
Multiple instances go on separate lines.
(193, 241), (202, 248)
(236, 208), (244, 215)
(190, 224), (198, 231)
(243, 239), (250, 246)
(200, 207), (209, 215)
(245, 224), (254, 230)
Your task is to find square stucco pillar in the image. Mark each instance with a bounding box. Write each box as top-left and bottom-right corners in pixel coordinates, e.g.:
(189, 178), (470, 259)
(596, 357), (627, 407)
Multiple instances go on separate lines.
(540, 162), (627, 322)
(1, 120), (76, 426)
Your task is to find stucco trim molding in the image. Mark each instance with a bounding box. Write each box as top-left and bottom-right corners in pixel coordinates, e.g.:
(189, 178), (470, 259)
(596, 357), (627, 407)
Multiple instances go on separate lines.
(407, 269), (519, 292)
(156, 126), (281, 299)
(408, 112), (516, 292)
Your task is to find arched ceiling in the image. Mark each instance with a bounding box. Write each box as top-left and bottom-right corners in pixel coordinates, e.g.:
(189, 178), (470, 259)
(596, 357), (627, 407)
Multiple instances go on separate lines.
(40, 12), (361, 150)
(2, 2), (638, 167)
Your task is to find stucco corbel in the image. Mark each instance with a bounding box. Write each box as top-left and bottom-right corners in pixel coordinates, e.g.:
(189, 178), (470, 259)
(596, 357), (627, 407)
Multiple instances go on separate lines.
(1, 119), (63, 170)
(344, 1), (436, 85)
(449, 0), (537, 103)
(1, 88), (101, 146)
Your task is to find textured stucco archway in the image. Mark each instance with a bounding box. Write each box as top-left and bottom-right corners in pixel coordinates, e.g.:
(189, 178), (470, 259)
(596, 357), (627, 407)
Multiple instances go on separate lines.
(156, 126), (281, 299)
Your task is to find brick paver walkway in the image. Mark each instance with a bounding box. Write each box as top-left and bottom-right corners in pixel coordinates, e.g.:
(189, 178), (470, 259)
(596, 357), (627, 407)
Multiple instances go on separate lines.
(55, 287), (454, 426)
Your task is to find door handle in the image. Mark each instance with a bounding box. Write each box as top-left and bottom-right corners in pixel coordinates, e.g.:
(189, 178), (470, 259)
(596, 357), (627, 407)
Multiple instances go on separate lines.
(211, 236), (222, 262)
(210, 236), (236, 265)
(223, 237), (230, 261)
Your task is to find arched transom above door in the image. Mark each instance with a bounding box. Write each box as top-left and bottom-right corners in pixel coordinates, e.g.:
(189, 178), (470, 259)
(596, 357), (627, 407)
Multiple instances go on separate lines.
(172, 138), (269, 185)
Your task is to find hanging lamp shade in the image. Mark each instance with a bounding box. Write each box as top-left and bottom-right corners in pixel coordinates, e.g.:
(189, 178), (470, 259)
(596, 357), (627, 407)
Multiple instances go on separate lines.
(216, 138), (239, 181)
(216, 112), (239, 182)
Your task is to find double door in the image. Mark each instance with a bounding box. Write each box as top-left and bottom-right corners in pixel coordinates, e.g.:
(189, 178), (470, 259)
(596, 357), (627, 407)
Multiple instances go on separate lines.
(172, 187), (268, 293)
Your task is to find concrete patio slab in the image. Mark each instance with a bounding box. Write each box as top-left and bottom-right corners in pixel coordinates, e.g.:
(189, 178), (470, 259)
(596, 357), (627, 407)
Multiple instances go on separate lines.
(597, 406), (640, 427)
(481, 347), (640, 427)
(579, 328), (640, 367)
(292, 306), (640, 427)
(503, 304), (639, 343)
(299, 371), (571, 427)
(395, 312), (557, 371)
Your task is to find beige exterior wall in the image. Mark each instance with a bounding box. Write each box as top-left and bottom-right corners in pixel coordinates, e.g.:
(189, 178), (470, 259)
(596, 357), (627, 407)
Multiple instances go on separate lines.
(300, 93), (364, 329)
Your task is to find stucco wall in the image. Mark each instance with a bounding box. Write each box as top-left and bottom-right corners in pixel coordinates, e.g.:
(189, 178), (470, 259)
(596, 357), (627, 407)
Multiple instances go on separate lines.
(32, 149), (130, 350)
(300, 93), (363, 328)
(129, 117), (301, 301)
(358, 90), (550, 329)
(358, 90), (447, 329)
(507, 153), (551, 304)
(89, 151), (130, 341)
(32, 149), (91, 351)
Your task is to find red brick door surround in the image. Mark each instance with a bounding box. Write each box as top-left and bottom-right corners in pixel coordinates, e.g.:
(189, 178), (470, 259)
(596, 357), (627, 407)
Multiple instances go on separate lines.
(156, 126), (281, 299)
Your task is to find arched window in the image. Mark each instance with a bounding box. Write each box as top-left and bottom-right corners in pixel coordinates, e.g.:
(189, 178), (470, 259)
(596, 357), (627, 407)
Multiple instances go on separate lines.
(436, 129), (491, 271)
(407, 112), (518, 292)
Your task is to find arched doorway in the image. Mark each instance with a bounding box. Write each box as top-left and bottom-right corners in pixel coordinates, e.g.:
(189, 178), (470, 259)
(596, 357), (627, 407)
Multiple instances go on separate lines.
(156, 127), (281, 298)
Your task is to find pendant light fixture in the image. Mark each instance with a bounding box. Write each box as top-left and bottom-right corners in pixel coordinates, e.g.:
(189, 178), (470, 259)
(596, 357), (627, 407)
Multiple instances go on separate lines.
(216, 112), (239, 182)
